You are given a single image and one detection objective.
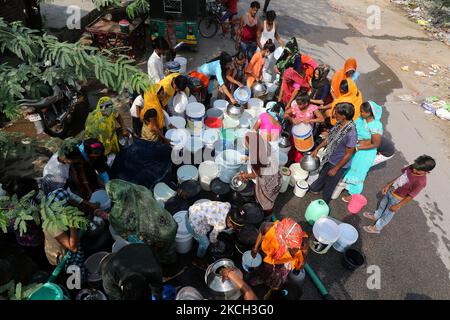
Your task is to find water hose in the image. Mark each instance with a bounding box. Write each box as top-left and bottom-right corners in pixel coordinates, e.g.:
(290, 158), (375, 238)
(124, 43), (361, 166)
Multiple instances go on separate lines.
(304, 263), (329, 299)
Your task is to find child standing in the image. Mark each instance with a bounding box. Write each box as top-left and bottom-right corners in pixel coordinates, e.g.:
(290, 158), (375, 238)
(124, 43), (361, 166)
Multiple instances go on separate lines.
(165, 15), (177, 61)
(363, 155), (436, 234)
(141, 109), (170, 144)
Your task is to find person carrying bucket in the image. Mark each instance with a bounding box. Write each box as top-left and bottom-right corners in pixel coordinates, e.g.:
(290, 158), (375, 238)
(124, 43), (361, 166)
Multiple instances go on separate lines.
(249, 218), (308, 300)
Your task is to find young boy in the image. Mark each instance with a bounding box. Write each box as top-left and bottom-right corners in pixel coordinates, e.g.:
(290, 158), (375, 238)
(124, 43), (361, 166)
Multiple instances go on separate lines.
(141, 109), (170, 144)
(165, 15), (177, 61)
(363, 155), (436, 234)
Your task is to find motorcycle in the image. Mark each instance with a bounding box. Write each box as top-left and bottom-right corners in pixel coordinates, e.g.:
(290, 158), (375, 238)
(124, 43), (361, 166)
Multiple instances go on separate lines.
(19, 81), (85, 138)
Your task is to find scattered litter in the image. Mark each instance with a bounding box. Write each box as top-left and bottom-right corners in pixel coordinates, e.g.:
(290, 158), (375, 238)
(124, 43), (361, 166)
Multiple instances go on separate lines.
(420, 98), (450, 121)
(421, 102), (437, 114)
(401, 66), (410, 72)
(398, 94), (416, 102)
(414, 71), (426, 77)
(426, 96), (439, 103)
(436, 108), (450, 121)
(417, 19), (429, 26)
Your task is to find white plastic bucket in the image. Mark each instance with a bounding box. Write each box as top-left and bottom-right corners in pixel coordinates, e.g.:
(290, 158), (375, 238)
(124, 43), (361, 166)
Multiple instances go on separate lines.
(202, 129), (220, 149)
(333, 223), (359, 253)
(263, 72), (273, 83)
(213, 99), (229, 113)
(222, 115), (240, 129)
(242, 251), (262, 272)
(165, 128), (189, 148)
(188, 95), (197, 103)
(310, 217), (340, 254)
(206, 108), (224, 120)
(294, 180), (309, 198)
(266, 82), (278, 100)
(169, 116), (186, 129)
(153, 182), (176, 207)
(186, 102), (205, 132)
(185, 136), (204, 159)
(199, 161), (220, 191)
(248, 98), (264, 112)
(90, 190), (111, 211)
(289, 163), (309, 187)
(279, 167), (291, 193)
(112, 238), (129, 253)
(215, 150), (243, 183)
(292, 123), (314, 152)
(173, 211), (193, 254)
(177, 165), (199, 184)
(174, 56), (188, 74)
(172, 92), (188, 116)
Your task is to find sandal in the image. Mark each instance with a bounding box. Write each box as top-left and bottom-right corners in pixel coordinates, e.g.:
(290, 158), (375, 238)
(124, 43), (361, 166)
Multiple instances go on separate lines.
(363, 212), (377, 221)
(342, 196), (351, 203)
(363, 225), (380, 234)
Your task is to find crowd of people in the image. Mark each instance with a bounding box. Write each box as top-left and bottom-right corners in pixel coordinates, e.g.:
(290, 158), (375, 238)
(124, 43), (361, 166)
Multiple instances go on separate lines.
(0, 0), (437, 301)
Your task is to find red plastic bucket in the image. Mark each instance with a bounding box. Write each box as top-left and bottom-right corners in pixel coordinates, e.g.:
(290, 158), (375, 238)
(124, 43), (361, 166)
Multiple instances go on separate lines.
(347, 194), (367, 214)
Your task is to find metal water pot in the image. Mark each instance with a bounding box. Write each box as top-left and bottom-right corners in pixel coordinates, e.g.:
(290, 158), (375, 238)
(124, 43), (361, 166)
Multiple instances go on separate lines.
(226, 103), (243, 119)
(252, 81), (267, 98)
(279, 131), (291, 149)
(300, 151), (320, 172)
(205, 259), (243, 300)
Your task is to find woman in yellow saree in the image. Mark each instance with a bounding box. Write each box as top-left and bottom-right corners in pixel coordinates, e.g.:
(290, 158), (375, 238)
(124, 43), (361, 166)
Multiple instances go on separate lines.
(84, 97), (125, 155)
(141, 84), (166, 130)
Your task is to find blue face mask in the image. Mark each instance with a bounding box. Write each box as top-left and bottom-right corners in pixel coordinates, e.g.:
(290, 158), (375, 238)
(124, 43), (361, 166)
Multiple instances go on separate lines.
(352, 71), (360, 82)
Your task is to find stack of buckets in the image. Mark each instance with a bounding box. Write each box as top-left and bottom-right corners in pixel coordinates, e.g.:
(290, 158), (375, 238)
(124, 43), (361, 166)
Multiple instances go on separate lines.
(173, 211), (193, 254)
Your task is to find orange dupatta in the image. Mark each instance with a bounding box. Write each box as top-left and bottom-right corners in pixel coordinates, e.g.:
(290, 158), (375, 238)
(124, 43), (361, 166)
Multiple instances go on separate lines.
(330, 78), (363, 126)
(331, 58), (358, 99)
(245, 51), (265, 88)
(261, 219), (308, 269)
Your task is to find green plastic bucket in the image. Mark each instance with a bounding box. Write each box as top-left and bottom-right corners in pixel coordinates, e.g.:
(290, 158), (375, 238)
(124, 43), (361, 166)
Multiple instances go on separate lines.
(28, 283), (65, 300)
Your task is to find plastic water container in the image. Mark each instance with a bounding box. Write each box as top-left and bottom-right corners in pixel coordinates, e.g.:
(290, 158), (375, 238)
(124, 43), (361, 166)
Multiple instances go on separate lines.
(263, 72), (273, 83)
(292, 123), (314, 152)
(153, 182), (176, 207)
(279, 167), (291, 193)
(279, 152), (288, 167)
(176, 287), (204, 300)
(177, 165), (199, 184)
(333, 223), (359, 253)
(173, 211), (194, 254)
(203, 129), (220, 149)
(28, 283), (66, 300)
(233, 87), (251, 105)
(89, 189), (111, 211)
(310, 217), (340, 254)
(172, 92), (188, 116)
(206, 107), (224, 120)
(165, 128), (189, 148)
(294, 180), (309, 198)
(214, 139), (234, 155)
(248, 98), (264, 112)
(169, 116), (186, 129)
(84, 251), (109, 286)
(174, 56), (188, 74)
(347, 194), (368, 214)
(305, 199), (330, 225)
(185, 136), (204, 162)
(199, 161), (220, 191)
(289, 163), (309, 187)
(205, 117), (223, 129)
(188, 95), (197, 103)
(266, 82), (278, 100)
(215, 150), (243, 183)
(222, 114), (240, 129)
(213, 99), (229, 113)
(112, 237), (129, 253)
(186, 102), (205, 132)
(242, 250), (262, 272)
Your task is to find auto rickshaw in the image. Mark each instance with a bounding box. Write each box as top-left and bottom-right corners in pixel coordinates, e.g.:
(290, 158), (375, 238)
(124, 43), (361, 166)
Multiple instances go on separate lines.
(148, 0), (206, 51)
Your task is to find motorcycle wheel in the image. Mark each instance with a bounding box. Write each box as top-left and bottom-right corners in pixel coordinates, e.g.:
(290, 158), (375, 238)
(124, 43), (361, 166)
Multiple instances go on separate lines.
(41, 104), (69, 138)
(199, 16), (219, 38)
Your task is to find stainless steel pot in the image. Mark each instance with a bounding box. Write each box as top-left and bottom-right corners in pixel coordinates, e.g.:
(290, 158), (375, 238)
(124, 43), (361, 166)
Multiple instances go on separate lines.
(230, 174), (247, 192)
(226, 103), (243, 119)
(279, 131), (291, 149)
(252, 82), (267, 98)
(300, 151), (320, 172)
(205, 259), (243, 300)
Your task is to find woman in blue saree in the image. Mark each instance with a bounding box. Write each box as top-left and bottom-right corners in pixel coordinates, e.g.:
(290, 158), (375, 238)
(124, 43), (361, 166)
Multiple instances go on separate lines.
(342, 101), (383, 201)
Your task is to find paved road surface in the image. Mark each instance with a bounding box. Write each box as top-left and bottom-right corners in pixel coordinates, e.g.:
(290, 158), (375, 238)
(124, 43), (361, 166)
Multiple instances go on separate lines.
(153, 0), (450, 299)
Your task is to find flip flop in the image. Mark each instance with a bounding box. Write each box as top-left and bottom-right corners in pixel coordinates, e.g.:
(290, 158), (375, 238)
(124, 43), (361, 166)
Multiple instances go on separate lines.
(342, 196), (351, 203)
(363, 226), (380, 234)
(363, 212), (377, 221)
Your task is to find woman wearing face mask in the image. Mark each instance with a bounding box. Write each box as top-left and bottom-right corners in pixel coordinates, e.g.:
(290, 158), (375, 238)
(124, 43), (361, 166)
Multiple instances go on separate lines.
(245, 40), (276, 88)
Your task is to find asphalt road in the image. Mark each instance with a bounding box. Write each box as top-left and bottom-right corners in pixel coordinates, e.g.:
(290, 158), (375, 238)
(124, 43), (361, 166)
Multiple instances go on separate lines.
(158, 0), (450, 300)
